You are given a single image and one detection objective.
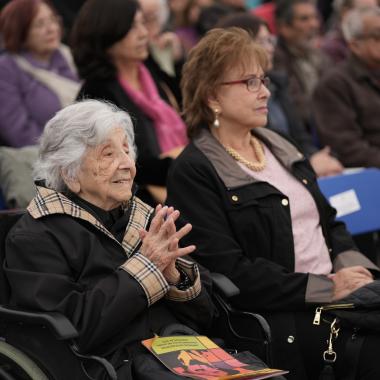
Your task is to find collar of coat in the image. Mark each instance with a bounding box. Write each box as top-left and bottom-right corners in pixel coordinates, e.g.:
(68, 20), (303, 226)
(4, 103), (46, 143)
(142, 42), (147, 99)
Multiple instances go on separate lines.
(193, 127), (305, 189)
(27, 185), (154, 257)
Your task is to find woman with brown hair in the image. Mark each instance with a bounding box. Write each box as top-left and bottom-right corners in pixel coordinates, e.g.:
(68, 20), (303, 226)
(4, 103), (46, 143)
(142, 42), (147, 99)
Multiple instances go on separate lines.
(166, 27), (380, 379)
(0, 0), (79, 147)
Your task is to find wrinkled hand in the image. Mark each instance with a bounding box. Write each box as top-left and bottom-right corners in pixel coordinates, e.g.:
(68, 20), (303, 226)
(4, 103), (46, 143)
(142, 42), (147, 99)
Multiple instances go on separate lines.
(329, 266), (373, 301)
(310, 147), (344, 177)
(139, 205), (195, 281)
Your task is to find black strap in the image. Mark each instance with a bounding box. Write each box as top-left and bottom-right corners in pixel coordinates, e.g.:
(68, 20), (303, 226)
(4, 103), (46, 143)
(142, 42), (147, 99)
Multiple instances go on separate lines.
(340, 331), (365, 380)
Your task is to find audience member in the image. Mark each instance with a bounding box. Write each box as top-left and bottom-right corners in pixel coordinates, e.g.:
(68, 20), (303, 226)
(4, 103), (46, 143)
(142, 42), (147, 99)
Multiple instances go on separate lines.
(196, 3), (233, 36)
(0, 0), (80, 147)
(139, 0), (183, 105)
(313, 6), (380, 168)
(5, 99), (214, 379)
(71, 0), (188, 206)
(321, 0), (378, 63)
(218, 13), (343, 177)
(273, 0), (329, 130)
(168, 0), (214, 54)
(140, 0), (180, 75)
(166, 27), (380, 380)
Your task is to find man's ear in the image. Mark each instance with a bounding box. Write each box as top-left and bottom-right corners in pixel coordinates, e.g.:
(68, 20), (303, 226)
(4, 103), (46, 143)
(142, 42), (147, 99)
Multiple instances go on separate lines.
(61, 170), (80, 194)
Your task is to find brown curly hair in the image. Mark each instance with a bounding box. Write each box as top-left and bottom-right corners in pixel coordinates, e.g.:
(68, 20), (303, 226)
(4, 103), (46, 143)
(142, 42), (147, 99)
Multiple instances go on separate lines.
(181, 27), (269, 138)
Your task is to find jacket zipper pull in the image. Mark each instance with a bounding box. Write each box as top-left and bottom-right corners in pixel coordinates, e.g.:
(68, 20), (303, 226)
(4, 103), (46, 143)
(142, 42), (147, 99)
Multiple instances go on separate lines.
(313, 307), (322, 325)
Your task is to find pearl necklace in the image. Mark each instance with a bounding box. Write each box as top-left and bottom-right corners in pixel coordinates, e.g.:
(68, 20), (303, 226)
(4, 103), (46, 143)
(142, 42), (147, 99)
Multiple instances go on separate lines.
(223, 136), (266, 171)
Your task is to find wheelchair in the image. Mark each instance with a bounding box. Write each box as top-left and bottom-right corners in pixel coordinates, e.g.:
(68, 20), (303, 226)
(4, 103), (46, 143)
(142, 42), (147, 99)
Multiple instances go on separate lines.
(0, 211), (117, 380)
(0, 210), (273, 379)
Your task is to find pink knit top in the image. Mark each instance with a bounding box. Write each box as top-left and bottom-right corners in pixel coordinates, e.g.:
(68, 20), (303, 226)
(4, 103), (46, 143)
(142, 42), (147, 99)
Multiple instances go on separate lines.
(238, 144), (332, 274)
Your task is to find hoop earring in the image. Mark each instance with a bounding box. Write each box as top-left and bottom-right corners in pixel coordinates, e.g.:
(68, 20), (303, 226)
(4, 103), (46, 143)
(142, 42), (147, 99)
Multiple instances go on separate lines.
(213, 109), (220, 128)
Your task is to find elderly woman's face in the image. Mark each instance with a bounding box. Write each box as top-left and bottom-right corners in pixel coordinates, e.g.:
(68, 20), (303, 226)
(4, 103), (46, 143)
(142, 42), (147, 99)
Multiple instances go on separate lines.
(25, 2), (61, 58)
(74, 127), (136, 211)
(210, 62), (270, 130)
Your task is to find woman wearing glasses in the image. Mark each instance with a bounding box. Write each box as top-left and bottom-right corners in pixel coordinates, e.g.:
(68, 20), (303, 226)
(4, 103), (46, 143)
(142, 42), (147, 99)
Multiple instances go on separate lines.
(166, 28), (379, 380)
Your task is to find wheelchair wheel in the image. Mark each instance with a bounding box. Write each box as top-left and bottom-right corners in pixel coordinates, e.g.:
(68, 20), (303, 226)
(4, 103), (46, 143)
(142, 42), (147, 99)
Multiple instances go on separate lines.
(0, 340), (48, 380)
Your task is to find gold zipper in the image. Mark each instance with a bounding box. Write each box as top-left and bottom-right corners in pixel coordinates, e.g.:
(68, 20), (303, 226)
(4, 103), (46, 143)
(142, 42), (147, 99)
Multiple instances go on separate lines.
(313, 303), (355, 325)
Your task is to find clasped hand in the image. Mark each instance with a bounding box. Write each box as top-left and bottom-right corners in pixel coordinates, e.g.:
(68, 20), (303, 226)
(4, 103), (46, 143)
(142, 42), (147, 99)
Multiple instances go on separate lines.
(139, 204), (195, 284)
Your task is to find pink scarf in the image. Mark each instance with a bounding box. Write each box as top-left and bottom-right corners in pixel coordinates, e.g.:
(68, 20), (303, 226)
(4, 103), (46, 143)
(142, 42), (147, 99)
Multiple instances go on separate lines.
(118, 64), (187, 154)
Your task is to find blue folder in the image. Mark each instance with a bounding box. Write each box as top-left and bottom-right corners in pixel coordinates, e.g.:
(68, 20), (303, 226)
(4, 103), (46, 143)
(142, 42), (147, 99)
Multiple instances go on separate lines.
(317, 168), (380, 235)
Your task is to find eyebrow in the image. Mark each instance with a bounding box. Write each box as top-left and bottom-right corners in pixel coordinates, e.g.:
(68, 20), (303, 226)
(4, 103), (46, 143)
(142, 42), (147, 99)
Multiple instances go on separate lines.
(242, 73), (265, 79)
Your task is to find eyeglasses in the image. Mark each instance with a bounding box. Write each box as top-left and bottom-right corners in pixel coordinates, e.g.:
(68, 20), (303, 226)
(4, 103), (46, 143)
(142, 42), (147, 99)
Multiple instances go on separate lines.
(220, 76), (270, 92)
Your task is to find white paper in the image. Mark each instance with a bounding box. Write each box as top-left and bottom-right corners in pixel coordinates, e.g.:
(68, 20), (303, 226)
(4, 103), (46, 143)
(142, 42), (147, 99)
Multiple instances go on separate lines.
(329, 189), (361, 218)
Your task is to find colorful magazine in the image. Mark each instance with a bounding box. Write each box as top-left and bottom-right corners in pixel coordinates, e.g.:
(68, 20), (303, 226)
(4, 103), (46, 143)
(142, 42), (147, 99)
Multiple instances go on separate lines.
(142, 335), (288, 380)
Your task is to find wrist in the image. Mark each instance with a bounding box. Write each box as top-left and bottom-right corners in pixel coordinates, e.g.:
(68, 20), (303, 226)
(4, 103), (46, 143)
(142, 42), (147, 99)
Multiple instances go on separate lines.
(167, 264), (193, 290)
(166, 269), (181, 285)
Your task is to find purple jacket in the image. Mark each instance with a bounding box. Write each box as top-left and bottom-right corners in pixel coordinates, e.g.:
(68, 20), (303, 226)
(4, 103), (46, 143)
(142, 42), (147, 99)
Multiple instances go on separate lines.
(0, 48), (78, 147)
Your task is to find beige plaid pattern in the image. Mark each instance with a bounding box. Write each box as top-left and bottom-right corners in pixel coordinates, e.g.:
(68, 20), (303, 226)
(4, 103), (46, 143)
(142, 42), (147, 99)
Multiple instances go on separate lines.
(28, 186), (201, 305)
(121, 253), (169, 305)
(166, 258), (201, 301)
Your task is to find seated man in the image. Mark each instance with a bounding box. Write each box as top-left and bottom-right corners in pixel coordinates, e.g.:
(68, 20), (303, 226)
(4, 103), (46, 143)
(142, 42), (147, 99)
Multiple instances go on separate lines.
(273, 0), (330, 131)
(4, 99), (215, 379)
(313, 6), (380, 168)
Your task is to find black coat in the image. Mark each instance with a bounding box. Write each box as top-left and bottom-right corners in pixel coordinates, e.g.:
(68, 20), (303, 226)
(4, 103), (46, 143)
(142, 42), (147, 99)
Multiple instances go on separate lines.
(5, 189), (215, 379)
(166, 128), (378, 379)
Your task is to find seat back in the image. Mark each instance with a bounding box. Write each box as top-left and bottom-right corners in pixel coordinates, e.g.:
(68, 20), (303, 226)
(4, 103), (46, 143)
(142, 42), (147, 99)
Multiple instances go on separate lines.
(0, 210), (24, 305)
(318, 168), (380, 235)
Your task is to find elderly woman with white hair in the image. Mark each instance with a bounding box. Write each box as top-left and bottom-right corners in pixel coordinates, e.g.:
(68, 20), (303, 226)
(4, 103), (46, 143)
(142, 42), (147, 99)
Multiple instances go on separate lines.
(4, 99), (215, 379)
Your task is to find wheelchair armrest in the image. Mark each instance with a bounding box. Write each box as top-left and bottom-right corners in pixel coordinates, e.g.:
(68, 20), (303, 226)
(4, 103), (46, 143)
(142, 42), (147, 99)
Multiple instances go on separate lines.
(0, 305), (118, 379)
(210, 274), (273, 365)
(0, 305), (78, 340)
(211, 272), (240, 298)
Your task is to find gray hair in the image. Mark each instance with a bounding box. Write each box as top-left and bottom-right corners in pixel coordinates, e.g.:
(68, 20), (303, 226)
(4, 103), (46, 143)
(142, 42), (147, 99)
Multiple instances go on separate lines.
(157, 0), (169, 29)
(342, 6), (380, 41)
(34, 99), (136, 192)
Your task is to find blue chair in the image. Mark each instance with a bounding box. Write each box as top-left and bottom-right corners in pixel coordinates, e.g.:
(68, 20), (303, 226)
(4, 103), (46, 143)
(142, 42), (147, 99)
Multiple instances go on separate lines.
(318, 168), (380, 263)
(318, 168), (380, 235)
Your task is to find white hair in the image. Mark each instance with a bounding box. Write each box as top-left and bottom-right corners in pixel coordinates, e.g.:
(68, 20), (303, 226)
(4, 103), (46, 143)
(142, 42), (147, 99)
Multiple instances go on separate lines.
(342, 6), (380, 41)
(34, 99), (136, 192)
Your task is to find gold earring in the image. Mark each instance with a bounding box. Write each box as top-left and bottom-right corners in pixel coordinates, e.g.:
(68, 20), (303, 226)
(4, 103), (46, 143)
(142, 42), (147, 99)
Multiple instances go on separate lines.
(213, 109), (220, 128)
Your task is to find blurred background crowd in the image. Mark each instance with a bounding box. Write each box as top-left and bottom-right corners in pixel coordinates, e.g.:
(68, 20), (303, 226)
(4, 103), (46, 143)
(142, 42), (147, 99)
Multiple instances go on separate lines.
(0, 0), (379, 209)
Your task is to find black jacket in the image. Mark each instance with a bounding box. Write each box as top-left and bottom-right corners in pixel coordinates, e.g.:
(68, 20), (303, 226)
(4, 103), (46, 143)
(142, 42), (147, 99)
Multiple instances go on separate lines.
(166, 128), (378, 379)
(5, 187), (215, 379)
